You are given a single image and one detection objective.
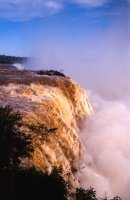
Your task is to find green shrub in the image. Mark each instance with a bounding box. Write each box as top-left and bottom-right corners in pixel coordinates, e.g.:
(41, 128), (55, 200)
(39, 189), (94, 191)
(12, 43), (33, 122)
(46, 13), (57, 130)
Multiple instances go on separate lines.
(36, 70), (66, 77)
(0, 106), (31, 169)
(0, 167), (68, 200)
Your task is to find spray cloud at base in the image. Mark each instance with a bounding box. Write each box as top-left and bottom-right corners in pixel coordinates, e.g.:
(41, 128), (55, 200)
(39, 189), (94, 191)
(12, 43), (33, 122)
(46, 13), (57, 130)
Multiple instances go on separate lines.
(74, 14), (130, 198)
(74, 90), (130, 199)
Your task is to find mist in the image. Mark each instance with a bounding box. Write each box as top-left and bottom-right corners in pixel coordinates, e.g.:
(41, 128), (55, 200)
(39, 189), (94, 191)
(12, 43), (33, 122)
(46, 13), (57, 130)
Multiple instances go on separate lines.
(73, 14), (130, 199)
(76, 92), (130, 199)
(26, 9), (130, 199)
(27, 11), (130, 100)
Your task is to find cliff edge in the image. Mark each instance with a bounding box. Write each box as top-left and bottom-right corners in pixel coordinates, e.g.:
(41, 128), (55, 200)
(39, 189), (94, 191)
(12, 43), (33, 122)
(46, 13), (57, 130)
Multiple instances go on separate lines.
(0, 65), (92, 177)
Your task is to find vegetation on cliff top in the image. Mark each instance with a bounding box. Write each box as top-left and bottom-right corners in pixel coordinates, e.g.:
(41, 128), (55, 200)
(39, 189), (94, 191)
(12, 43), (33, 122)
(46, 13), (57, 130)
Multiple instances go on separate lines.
(0, 55), (66, 77)
(0, 55), (27, 64)
(36, 70), (66, 77)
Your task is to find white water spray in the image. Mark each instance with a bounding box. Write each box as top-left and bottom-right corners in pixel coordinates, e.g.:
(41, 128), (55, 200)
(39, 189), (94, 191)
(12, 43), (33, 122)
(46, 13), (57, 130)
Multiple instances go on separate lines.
(77, 92), (130, 199)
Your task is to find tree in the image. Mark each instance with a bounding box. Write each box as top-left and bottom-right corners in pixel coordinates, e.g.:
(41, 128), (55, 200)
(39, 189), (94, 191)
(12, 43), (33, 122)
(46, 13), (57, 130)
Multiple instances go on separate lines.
(36, 70), (66, 77)
(0, 106), (31, 169)
(0, 55), (27, 64)
(74, 187), (123, 200)
(27, 123), (57, 145)
(0, 167), (68, 200)
(75, 187), (97, 200)
(0, 106), (68, 200)
(0, 106), (123, 200)
(110, 197), (122, 200)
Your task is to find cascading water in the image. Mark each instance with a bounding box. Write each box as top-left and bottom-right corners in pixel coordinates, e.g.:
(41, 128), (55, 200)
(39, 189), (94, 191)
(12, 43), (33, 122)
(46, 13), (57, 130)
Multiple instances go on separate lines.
(0, 66), (129, 199)
(0, 67), (92, 178)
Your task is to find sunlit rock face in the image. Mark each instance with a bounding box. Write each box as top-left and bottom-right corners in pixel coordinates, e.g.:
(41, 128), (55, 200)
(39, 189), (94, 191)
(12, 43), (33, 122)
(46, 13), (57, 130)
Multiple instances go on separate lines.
(0, 65), (92, 176)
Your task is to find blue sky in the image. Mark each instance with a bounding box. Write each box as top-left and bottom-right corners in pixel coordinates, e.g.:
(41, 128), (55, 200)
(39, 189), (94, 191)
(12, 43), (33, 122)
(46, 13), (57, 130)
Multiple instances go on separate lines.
(0, 0), (129, 56)
(0, 0), (129, 97)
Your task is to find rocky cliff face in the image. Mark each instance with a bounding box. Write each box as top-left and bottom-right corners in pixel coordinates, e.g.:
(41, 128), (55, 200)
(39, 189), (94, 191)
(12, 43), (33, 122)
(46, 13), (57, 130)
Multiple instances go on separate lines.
(0, 65), (92, 178)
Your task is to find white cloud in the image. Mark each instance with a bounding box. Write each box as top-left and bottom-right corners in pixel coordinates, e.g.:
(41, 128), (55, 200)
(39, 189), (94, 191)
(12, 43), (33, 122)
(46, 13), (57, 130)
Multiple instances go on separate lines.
(72, 0), (110, 7)
(45, 1), (62, 9)
(0, 0), (127, 21)
(0, 0), (63, 21)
